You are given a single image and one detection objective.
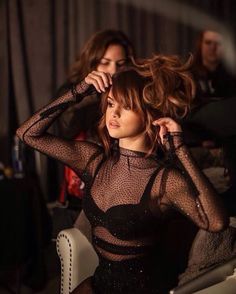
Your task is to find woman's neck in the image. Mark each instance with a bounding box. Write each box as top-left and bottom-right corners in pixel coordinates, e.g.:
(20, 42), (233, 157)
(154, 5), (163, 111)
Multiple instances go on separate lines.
(203, 59), (219, 72)
(119, 138), (149, 153)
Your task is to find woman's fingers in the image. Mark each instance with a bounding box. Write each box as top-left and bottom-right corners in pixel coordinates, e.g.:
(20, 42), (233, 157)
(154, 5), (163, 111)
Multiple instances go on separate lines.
(159, 125), (168, 144)
(87, 76), (102, 93)
(85, 72), (104, 92)
(152, 117), (182, 144)
(85, 71), (112, 93)
(96, 71), (112, 86)
(152, 117), (182, 132)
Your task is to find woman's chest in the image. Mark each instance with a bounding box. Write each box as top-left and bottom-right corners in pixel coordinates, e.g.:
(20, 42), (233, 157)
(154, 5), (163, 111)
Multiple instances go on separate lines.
(90, 164), (155, 212)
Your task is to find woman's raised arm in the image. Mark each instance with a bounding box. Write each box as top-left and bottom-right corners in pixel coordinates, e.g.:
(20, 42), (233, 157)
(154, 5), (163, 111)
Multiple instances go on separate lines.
(154, 117), (228, 232)
(16, 81), (101, 174)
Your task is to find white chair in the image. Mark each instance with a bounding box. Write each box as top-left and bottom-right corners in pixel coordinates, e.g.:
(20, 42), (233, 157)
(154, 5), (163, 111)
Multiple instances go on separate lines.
(56, 228), (98, 294)
(57, 221), (236, 294)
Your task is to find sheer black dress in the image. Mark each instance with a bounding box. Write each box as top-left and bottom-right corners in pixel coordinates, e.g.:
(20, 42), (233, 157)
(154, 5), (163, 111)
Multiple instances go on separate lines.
(16, 82), (228, 294)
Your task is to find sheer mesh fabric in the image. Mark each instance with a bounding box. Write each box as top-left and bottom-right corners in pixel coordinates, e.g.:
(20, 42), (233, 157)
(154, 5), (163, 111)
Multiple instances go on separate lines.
(83, 145), (226, 263)
(16, 81), (103, 176)
(17, 81), (228, 294)
(85, 148), (163, 261)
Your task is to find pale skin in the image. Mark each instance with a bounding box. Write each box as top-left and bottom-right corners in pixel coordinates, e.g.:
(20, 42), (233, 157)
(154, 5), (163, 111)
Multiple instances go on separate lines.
(201, 30), (223, 71)
(85, 44), (127, 92)
(106, 93), (147, 152)
(85, 71), (182, 151)
(96, 44), (127, 75)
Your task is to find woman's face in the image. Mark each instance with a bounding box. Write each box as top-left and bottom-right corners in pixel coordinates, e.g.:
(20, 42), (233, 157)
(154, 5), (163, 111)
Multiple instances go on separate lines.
(97, 44), (127, 75)
(105, 90), (146, 150)
(201, 30), (223, 66)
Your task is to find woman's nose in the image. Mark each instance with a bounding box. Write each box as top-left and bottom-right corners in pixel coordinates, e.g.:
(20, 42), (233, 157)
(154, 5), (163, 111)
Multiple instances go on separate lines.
(111, 106), (120, 117)
(108, 63), (117, 76)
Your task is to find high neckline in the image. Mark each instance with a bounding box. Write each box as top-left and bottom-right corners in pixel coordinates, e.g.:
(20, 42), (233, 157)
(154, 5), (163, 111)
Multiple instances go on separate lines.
(118, 147), (158, 170)
(119, 146), (148, 158)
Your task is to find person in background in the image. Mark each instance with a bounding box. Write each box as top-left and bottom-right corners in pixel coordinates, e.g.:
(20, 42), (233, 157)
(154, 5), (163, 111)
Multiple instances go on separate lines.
(184, 29), (236, 145)
(57, 29), (135, 141)
(16, 54), (228, 293)
(183, 28), (236, 215)
(53, 30), (135, 235)
(191, 29), (236, 104)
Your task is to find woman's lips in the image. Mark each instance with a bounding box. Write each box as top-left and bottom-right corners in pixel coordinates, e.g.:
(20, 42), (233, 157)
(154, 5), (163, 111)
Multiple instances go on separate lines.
(109, 120), (120, 128)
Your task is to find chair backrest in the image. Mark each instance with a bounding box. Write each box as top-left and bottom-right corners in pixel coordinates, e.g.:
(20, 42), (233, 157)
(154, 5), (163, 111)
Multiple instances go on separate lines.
(57, 219), (236, 294)
(56, 228), (98, 294)
(170, 256), (236, 294)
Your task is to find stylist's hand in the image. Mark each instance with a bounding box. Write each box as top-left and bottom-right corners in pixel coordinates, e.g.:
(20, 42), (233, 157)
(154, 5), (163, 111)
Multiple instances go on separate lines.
(85, 71), (112, 93)
(152, 117), (182, 144)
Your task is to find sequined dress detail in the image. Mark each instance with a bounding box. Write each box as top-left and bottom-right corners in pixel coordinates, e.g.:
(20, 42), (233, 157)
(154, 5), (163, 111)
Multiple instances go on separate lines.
(16, 82), (227, 294)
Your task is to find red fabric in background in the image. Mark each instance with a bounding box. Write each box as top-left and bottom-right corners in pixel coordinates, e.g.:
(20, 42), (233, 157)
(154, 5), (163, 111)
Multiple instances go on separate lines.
(59, 132), (86, 203)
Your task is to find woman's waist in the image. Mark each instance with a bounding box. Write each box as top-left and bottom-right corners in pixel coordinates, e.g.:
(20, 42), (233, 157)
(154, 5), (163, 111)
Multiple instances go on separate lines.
(92, 236), (158, 266)
(92, 234), (156, 257)
(93, 253), (160, 294)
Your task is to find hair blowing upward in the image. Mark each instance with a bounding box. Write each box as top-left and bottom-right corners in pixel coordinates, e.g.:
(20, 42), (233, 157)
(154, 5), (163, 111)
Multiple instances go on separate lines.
(98, 54), (195, 156)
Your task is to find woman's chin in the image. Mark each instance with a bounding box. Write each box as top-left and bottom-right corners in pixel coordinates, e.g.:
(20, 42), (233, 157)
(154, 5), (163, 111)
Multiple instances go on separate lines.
(109, 133), (121, 139)
(107, 129), (121, 139)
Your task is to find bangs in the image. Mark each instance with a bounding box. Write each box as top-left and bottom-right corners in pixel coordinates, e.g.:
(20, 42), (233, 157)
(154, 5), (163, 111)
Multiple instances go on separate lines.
(112, 85), (138, 110)
(111, 69), (147, 112)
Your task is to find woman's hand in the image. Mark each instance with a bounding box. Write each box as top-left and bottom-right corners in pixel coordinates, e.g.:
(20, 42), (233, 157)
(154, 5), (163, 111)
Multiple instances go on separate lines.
(152, 117), (182, 144)
(85, 71), (112, 93)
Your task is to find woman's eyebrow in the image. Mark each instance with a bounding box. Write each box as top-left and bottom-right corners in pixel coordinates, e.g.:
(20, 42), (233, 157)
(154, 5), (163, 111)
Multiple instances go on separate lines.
(102, 58), (126, 62)
(107, 96), (114, 101)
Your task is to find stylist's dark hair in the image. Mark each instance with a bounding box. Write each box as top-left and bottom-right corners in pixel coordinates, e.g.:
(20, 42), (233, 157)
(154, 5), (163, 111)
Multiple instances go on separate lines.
(192, 29), (221, 75)
(68, 29), (135, 83)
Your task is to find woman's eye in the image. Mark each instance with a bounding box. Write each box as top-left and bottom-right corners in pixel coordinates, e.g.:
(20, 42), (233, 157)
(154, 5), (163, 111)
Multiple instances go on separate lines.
(123, 105), (131, 110)
(117, 60), (126, 67)
(100, 61), (109, 66)
(117, 64), (124, 68)
(107, 101), (114, 107)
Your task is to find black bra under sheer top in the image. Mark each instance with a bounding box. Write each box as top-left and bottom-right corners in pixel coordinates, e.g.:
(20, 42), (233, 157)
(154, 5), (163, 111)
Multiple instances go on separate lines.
(16, 80), (228, 263)
(85, 162), (163, 236)
(82, 148), (167, 261)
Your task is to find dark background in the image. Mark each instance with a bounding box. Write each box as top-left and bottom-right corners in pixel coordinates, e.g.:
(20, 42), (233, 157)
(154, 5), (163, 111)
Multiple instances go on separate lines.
(1, 0), (236, 200)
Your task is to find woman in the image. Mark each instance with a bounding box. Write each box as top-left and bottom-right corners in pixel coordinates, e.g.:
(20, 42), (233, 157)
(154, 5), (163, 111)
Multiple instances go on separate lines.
(183, 29), (236, 208)
(57, 29), (134, 208)
(58, 29), (134, 140)
(191, 29), (236, 102)
(17, 54), (228, 294)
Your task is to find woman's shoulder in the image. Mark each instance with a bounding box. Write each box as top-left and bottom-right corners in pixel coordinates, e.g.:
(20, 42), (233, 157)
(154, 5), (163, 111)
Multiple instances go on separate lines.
(75, 140), (104, 155)
(156, 162), (187, 189)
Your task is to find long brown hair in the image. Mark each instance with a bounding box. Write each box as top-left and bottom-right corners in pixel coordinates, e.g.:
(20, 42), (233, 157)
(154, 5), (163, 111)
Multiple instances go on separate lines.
(68, 29), (135, 83)
(98, 55), (194, 157)
(137, 54), (194, 118)
(192, 29), (221, 76)
(191, 30), (207, 76)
